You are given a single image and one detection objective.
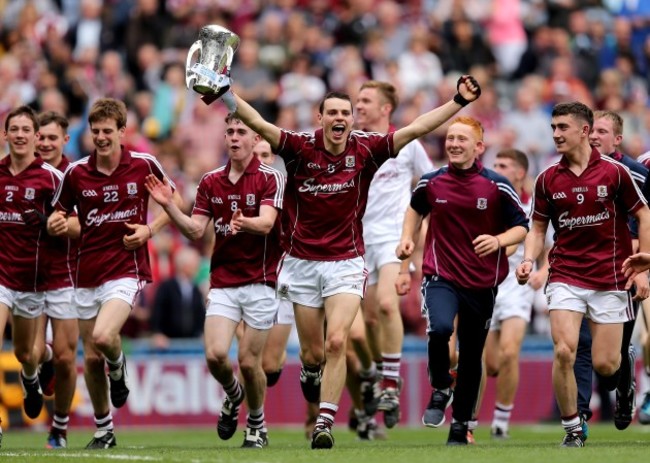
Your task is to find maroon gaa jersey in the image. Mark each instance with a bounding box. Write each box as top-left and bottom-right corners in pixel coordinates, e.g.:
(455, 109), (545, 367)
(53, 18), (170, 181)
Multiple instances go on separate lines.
(533, 148), (646, 291)
(52, 148), (175, 288)
(192, 156), (284, 289)
(0, 156), (62, 292)
(42, 155), (77, 290)
(275, 128), (396, 261)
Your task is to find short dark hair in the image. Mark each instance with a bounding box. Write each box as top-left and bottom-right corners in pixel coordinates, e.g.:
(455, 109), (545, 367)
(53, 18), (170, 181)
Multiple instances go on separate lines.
(38, 111), (69, 133)
(88, 98), (127, 129)
(4, 105), (39, 132)
(551, 101), (593, 129)
(318, 92), (353, 114)
(359, 81), (399, 116)
(496, 148), (529, 174)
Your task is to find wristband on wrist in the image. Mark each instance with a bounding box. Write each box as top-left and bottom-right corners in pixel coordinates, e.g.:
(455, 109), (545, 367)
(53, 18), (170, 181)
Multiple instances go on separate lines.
(521, 258), (534, 265)
(146, 224), (153, 239)
(453, 93), (471, 107)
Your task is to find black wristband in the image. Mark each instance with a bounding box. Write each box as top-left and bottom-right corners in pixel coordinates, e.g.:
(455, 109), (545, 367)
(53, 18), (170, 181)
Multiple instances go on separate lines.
(453, 93), (471, 107)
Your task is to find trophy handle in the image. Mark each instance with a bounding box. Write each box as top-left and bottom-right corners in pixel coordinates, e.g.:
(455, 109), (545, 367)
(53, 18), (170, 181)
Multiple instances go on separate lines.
(185, 40), (202, 89)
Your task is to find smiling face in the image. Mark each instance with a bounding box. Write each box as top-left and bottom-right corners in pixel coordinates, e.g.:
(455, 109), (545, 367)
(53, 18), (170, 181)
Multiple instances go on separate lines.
(355, 87), (390, 131)
(37, 122), (69, 167)
(589, 116), (621, 155)
(318, 97), (354, 155)
(90, 118), (124, 159)
(225, 118), (259, 163)
(445, 121), (484, 169)
(551, 114), (589, 156)
(5, 114), (37, 160)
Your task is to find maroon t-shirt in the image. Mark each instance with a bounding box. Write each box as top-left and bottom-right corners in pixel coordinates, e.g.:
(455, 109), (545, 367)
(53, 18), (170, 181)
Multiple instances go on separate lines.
(275, 128), (396, 260)
(53, 148), (174, 288)
(192, 157), (284, 289)
(411, 160), (528, 289)
(0, 156), (62, 292)
(533, 148), (646, 291)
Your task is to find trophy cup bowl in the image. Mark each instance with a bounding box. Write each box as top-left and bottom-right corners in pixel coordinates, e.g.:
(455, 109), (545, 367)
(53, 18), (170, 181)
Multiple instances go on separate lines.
(186, 25), (240, 96)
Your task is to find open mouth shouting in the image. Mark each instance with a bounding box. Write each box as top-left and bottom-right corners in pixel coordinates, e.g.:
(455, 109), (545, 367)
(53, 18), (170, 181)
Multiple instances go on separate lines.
(331, 124), (346, 139)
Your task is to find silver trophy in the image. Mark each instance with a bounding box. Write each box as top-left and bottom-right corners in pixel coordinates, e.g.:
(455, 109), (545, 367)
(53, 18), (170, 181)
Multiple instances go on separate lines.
(186, 25), (240, 97)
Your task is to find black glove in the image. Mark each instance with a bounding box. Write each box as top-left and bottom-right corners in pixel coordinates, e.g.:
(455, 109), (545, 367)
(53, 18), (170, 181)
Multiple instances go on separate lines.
(453, 75), (481, 107)
(23, 208), (48, 228)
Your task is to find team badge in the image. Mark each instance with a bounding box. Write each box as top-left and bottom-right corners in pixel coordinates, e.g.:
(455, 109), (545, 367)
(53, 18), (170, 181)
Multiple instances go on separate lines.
(345, 155), (355, 168)
(246, 194), (256, 206)
(597, 185), (607, 198)
(127, 182), (138, 195)
(477, 198), (487, 210)
(25, 188), (35, 200)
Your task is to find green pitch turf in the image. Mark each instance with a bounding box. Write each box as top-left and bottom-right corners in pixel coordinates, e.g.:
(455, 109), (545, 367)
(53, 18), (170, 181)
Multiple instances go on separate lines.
(1, 424), (649, 462)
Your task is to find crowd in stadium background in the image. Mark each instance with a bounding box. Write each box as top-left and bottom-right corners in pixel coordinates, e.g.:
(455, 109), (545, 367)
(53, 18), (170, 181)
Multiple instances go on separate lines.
(1, 0), (649, 341)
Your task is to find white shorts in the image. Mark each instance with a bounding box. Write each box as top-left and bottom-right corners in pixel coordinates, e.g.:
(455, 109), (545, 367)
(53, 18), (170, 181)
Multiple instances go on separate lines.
(0, 284), (45, 319)
(545, 282), (633, 324)
(75, 278), (145, 320)
(45, 287), (78, 320)
(276, 299), (294, 325)
(277, 255), (367, 308)
(365, 241), (401, 286)
(490, 275), (534, 330)
(207, 284), (279, 330)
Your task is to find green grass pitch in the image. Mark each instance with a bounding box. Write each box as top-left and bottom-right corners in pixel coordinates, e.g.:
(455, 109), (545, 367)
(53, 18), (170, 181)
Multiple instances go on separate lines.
(1, 424), (649, 463)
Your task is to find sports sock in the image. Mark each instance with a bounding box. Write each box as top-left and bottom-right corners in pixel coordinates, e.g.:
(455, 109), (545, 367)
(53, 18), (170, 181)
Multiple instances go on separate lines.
(382, 353), (401, 389)
(247, 407), (265, 430)
(106, 352), (125, 380)
(316, 402), (338, 429)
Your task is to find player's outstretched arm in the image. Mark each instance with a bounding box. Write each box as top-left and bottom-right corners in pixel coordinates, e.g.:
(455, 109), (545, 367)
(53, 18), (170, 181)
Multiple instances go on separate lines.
(392, 75), (481, 153)
(144, 174), (209, 241)
(232, 93), (282, 151)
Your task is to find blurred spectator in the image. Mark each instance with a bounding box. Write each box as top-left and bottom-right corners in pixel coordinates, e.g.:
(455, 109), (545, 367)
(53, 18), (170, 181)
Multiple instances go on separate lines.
(372, 0), (412, 62)
(124, 0), (171, 78)
(278, 53), (326, 131)
(502, 78), (556, 174)
(96, 49), (134, 101)
(230, 39), (279, 122)
(174, 99), (228, 173)
(442, 18), (497, 76)
(65, 0), (105, 60)
(485, 0), (528, 78)
(397, 25), (443, 100)
(145, 61), (191, 139)
(149, 246), (206, 349)
(333, 0), (376, 46)
(257, 10), (290, 76)
(542, 55), (593, 108)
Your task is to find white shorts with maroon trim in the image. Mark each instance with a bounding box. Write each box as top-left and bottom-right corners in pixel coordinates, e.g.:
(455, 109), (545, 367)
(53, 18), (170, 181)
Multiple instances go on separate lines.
(276, 299), (294, 325)
(75, 278), (145, 320)
(545, 282), (633, 324)
(207, 284), (279, 330)
(0, 284), (45, 319)
(45, 287), (77, 320)
(490, 275), (534, 331)
(276, 255), (367, 308)
(365, 241), (401, 286)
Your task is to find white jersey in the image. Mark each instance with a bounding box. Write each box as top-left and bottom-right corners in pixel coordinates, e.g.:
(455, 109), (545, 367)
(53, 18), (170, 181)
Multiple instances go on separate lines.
(363, 139), (433, 245)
